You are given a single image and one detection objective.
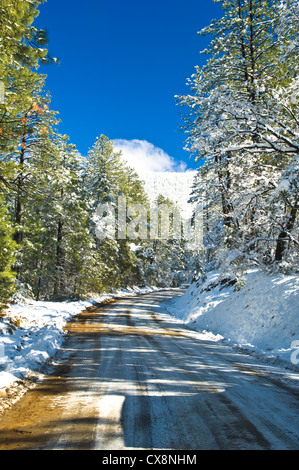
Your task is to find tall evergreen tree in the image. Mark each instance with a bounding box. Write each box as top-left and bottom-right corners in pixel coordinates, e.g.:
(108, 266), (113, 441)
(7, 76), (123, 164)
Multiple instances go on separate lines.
(0, 0), (55, 304)
(84, 135), (151, 291)
(0, 191), (16, 309)
(177, 0), (298, 273)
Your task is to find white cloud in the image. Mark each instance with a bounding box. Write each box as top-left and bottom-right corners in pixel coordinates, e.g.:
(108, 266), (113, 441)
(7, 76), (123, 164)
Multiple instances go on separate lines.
(113, 139), (187, 173)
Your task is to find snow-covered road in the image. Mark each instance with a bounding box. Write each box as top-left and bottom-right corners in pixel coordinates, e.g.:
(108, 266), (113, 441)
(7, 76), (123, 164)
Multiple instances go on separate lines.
(0, 290), (298, 450)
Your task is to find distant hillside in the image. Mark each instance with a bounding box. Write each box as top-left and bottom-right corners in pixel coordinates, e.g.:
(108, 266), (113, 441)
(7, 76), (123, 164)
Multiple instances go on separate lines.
(139, 171), (197, 218)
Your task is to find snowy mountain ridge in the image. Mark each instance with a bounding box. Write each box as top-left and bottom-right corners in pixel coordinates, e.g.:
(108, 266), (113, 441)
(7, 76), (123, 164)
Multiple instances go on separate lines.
(139, 170), (197, 218)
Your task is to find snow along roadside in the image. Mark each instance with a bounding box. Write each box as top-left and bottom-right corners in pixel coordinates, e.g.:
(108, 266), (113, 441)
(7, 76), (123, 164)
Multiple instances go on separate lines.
(165, 269), (299, 370)
(0, 286), (161, 392)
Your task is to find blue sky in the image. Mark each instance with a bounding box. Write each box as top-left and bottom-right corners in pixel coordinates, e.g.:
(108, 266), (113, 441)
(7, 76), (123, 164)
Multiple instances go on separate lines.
(37, 0), (223, 172)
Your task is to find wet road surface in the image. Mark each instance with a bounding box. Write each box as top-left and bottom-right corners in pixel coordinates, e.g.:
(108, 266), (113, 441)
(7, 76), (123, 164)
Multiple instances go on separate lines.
(0, 290), (298, 450)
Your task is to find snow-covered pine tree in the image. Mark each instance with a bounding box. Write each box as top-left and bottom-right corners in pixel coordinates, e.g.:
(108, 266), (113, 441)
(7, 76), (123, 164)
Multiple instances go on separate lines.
(0, 0), (58, 304)
(133, 194), (193, 287)
(0, 0), (55, 158)
(0, 191), (16, 309)
(177, 0), (298, 273)
(84, 135), (151, 291)
(18, 134), (98, 301)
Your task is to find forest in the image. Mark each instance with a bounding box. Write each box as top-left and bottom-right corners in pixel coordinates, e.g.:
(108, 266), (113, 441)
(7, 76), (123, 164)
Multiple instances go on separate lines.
(0, 0), (193, 306)
(177, 0), (298, 281)
(0, 0), (298, 310)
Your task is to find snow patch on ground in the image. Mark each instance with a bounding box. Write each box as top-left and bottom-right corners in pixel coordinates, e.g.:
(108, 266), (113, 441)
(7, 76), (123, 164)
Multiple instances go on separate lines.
(0, 286), (160, 390)
(166, 269), (299, 368)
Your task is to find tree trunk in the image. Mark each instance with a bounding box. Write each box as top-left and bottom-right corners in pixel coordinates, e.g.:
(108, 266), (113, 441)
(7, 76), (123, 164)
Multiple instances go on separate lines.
(14, 134), (26, 244)
(53, 219), (65, 298)
(275, 203), (297, 262)
(215, 155), (234, 227)
(35, 276), (41, 301)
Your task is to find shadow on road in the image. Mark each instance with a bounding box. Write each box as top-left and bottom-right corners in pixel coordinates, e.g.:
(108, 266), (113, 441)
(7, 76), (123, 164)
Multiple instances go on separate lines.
(0, 290), (298, 450)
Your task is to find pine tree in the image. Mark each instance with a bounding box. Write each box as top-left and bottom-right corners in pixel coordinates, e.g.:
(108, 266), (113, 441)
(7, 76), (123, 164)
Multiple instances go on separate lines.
(84, 135), (151, 291)
(177, 0), (298, 273)
(0, 192), (16, 309)
(0, 0), (55, 156)
(17, 134), (97, 300)
(0, 0), (54, 305)
(133, 194), (192, 287)
(0, 0), (62, 302)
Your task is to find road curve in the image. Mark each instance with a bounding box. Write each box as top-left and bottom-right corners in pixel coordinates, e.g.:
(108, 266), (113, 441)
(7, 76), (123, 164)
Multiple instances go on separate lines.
(0, 289), (298, 450)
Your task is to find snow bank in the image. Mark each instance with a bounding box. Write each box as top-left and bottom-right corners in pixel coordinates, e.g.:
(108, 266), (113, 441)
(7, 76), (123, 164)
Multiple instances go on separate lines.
(0, 286), (160, 390)
(166, 269), (299, 367)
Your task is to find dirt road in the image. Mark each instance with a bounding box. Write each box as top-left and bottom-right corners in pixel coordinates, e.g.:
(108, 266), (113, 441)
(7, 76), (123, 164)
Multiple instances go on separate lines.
(0, 290), (298, 450)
